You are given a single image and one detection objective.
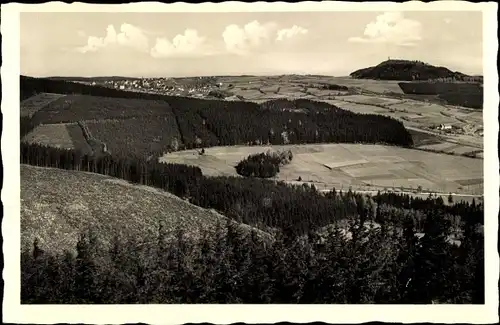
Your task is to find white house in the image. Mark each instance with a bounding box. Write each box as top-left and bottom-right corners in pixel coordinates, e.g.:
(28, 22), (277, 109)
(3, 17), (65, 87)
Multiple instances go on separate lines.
(437, 124), (452, 130)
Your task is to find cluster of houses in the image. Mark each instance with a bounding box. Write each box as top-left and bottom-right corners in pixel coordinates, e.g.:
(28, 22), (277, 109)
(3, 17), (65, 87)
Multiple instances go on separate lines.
(86, 77), (221, 98)
(434, 123), (483, 137)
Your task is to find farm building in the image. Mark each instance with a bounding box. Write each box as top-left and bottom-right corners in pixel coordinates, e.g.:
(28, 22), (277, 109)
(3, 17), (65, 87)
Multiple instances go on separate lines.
(437, 124), (452, 130)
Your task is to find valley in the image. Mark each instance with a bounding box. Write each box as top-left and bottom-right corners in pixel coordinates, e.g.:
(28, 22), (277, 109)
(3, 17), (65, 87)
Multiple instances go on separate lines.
(18, 58), (486, 305)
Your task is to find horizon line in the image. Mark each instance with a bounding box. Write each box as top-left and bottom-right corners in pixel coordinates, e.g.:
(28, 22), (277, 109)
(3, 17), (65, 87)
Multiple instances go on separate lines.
(21, 73), (353, 79)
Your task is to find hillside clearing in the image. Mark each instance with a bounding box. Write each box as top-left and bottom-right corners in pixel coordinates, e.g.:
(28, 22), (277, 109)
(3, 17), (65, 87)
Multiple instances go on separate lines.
(22, 123), (94, 155)
(21, 165), (269, 254)
(85, 115), (182, 159)
(20, 93), (67, 118)
(22, 124), (76, 150)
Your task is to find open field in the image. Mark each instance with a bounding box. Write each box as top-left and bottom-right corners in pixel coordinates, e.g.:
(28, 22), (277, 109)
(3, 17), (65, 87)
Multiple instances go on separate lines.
(20, 93), (67, 118)
(318, 96), (483, 155)
(160, 143), (483, 196)
(22, 124), (76, 150)
(328, 77), (405, 94)
(21, 164), (269, 254)
(220, 75), (483, 157)
(220, 75), (403, 96)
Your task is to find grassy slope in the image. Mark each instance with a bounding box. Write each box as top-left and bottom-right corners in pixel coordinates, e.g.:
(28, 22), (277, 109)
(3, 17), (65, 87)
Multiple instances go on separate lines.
(21, 165), (270, 254)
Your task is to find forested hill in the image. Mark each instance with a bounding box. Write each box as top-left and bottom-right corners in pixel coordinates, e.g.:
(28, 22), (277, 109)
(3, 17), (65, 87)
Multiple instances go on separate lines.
(21, 75), (162, 101)
(20, 76), (415, 150)
(350, 60), (481, 81)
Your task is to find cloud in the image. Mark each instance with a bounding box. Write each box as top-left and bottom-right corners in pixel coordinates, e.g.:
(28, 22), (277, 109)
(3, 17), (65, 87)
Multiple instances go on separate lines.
(444, 18), (452, 24)
(150, 29), (212, 58)
(76, 23), (149, 53)
(348, 12), (423, 47)
(222, 20), (277, 55)
(276, 25), (308, 41)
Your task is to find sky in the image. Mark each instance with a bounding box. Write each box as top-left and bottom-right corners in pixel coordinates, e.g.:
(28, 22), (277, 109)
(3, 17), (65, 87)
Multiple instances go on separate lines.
(20, 11), (483, 77)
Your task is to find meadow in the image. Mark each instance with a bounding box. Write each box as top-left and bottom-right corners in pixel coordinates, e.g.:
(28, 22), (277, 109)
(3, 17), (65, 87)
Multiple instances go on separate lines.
(161, 143), (483, 196)
(319, 95), (483, 156)
(22, 123), (93, 155)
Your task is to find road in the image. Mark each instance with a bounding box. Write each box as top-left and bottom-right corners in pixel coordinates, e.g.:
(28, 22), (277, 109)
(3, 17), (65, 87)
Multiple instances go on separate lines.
(318, 188), (482, 198)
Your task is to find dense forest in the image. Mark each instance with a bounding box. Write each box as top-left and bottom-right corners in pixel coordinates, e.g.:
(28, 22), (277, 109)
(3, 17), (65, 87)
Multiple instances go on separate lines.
(22, 210), (484, 304)
(21, 76), (414, 156)
(398, 82), (483, 109)
(21, 142), (484, 304)
(20, 76), (485, 304)
(235, 150), (293, 178)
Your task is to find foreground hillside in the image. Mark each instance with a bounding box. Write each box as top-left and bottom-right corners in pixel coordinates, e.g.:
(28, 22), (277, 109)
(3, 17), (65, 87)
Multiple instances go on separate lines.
(21, 141), (485, 304)
(21, 164), (268, 254)
(22, 162), (485, 304)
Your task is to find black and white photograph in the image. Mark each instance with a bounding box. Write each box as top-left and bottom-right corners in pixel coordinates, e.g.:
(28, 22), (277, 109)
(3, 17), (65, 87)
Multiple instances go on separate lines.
(1, 1), (498, 324)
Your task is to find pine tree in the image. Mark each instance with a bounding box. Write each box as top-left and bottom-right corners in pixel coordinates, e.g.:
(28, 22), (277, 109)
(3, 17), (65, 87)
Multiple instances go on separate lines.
(404, 209), (452, 303)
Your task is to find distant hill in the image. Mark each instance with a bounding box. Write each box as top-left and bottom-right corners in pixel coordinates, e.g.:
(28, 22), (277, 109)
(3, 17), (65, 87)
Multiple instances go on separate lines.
(350, 59), (482, 82)
(47, 76), (142, 82)
(21, 164), (271, 254)
(20, 75), (163, 101)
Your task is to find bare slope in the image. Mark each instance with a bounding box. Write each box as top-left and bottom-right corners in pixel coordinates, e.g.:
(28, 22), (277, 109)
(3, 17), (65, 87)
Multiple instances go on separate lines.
(21, 165), (269, 254)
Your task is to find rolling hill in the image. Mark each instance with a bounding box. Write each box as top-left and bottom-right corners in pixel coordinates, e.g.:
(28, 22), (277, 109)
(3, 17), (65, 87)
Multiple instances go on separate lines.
(350, 59), (480, 81)
(21, 164), (271, 254)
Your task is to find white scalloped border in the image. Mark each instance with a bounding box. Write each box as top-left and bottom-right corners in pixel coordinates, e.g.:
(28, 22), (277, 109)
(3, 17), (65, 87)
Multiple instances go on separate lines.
(2, 2), (499, 324)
